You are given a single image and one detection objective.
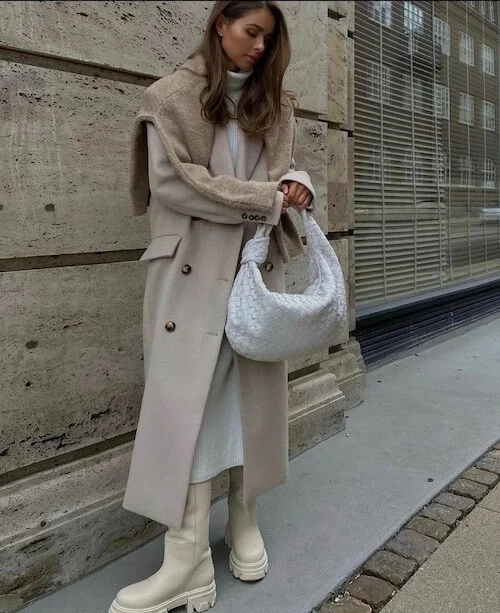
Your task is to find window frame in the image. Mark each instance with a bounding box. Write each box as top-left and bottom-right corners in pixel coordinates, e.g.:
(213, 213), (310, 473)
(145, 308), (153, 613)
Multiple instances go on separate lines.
(459, 31), (474, 66)
(433, 17), (450, 56)
(368, 0), (392, 27)
(459, 92), (475, 125)
(483, 158), (496, 188)
(434, 83), (450, 119)
(482, 99), (495, 131)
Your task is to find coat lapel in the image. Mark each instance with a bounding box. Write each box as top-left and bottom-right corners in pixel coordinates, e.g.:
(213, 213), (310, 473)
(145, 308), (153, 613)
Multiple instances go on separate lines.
(210, 123), (264, 181)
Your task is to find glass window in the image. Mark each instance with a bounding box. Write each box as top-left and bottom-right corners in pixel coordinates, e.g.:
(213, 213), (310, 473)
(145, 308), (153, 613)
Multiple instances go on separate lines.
(459, 32), (474, 66)
(459, 155), (475, 186)
(459, 92), (474, 125)
(433, 17), (450, 56)
(366, 61), (391, 104)
(434, 84), (450, 119)
(482, 44), (495, 76)
(482, 100), (495, 130)
(483, 158), (496, 187)
(437, 150), (450, 186)
(368, 0), (392, 27)
(488, 1), (495, 21)
(480, 1), (486, 16)
(370, 146), (381, 182)
(402, 74), (424, 112)
(404, 2), (424, 54)
(403, 149), (424, 184)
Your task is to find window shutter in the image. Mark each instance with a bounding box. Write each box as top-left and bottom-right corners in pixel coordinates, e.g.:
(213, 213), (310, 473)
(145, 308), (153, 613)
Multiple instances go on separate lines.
(354, 1), (500, 307)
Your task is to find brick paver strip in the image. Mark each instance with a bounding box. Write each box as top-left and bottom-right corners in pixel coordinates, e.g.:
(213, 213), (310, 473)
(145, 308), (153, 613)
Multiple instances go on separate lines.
(311, 441), (500, 613)
(448, 478), (489, 502)
(363, 550), (417, 587)
(475, 454), (500, 475)
(384, 529), (439, 564)
(406, 515), (450, 542)
(434, 492), (475, 512)
(347, 575), (396, 609)
(461, 467), (500, 487)
(419, 502), (462, 526)
(319, 596), (373, 612)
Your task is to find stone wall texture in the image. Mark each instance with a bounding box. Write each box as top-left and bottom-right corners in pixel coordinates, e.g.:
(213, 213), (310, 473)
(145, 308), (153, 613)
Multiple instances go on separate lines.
(0, 2), (363, 608)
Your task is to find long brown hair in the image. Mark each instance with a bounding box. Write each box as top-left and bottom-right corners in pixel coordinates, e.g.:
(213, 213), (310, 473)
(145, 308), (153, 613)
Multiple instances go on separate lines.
(187, 1), (298, 139)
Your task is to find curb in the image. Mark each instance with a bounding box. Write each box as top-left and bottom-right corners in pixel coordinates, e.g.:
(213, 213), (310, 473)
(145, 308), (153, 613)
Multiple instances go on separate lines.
(311, 440), (500, 613)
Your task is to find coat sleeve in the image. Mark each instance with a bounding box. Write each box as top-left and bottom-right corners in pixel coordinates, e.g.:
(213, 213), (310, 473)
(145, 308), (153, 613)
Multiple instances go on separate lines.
(278, 158), (316, 211)
(146, 122), (283, 226)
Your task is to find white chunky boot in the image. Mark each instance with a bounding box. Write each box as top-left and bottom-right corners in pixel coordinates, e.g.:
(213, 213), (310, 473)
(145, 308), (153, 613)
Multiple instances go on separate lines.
(224, 466), (268, 581)
(109, 480), (216, 613)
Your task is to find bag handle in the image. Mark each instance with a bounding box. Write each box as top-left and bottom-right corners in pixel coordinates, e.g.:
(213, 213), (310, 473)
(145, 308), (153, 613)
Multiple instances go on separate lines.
(241, 210), (314, 266)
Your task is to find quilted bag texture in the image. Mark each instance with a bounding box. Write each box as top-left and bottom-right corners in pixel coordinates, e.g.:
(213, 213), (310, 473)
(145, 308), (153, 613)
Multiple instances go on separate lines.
(225, 210), (348, 362)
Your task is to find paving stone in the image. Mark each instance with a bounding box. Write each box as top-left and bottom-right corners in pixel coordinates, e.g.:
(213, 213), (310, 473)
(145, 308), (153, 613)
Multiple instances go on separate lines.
(476, 454), (500, 475)
(420, 503), (462, 526)
(435, 492), (476, 512)
(462, 467), (500, 487)
(406, 516), (450, 542)
(488, 449), (500, 459)
(346, 574), (396, 609)
(319, 595), (372, 612)
(493, 441), (500, 450)
(448, 478), (489, 502)
(384, 529), (439, 565)
(363, 550), (417, 587)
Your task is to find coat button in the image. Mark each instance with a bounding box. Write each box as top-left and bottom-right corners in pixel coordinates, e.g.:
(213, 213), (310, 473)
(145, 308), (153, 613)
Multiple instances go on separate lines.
(182, 264), (192, 274)
(249, 215), (255, 220)
(254, 215), (261, 221)
(165, 321), (176, 332)
(242, 213), (248, 219)
(264, 262), (274, 272)
(262, 216), (267, 222)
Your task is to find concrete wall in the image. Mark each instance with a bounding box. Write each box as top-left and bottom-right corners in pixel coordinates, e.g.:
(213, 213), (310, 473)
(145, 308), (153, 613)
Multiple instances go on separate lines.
(0, 2), (363, 609)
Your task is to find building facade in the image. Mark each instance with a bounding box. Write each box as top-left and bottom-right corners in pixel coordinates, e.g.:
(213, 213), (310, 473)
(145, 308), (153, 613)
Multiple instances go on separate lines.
(354, 0), (500, 362)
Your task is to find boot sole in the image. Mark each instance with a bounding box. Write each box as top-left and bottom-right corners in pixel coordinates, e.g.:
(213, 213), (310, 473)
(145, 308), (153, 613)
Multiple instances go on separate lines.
(108, 579), (216, 613)
(225, 529), (268, 581)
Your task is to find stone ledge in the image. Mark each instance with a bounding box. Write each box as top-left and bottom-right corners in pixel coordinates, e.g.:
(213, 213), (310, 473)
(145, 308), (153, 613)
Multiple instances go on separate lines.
(288, 370), (346, 459)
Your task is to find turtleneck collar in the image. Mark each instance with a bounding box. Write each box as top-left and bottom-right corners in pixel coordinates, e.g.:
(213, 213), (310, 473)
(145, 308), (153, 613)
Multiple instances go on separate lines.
(226, 68), (253, 94)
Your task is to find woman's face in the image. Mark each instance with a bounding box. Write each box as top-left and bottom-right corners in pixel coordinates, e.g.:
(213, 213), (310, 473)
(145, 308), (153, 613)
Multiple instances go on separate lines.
(216, 8), (276, 72)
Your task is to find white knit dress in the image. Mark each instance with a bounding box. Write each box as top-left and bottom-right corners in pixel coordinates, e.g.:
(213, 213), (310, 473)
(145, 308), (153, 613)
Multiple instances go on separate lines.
(188, 67), (255, 483)
(146, 69), (256, 483)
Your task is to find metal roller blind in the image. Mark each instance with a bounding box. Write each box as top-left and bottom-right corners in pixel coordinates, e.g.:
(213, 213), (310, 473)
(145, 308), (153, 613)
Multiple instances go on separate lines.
(354, 0), (500, 308)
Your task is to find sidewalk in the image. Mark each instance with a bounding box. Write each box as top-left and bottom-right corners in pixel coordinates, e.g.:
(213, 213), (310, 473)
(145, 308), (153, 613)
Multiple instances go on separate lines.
(378, 481), (500, 613)
(20, 315), (500, 613)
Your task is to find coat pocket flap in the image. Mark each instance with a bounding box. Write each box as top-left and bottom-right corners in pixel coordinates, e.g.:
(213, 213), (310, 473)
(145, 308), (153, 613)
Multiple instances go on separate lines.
(139, 234), (183, 261)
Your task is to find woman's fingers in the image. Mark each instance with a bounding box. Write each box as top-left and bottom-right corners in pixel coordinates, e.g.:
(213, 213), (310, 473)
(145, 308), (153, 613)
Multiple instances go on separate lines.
(281, 182), (313, 211)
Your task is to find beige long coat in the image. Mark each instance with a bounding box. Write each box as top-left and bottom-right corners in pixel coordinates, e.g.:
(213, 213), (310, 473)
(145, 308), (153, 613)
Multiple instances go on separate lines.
(123, 54), (315, 529)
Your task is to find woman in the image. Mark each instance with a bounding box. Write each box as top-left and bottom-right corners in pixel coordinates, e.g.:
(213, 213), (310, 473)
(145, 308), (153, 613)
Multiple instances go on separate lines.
(110, 2), (315, 612)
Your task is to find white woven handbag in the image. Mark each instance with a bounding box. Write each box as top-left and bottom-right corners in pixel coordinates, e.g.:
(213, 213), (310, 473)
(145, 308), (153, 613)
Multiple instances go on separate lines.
(225, 210), (348, 362)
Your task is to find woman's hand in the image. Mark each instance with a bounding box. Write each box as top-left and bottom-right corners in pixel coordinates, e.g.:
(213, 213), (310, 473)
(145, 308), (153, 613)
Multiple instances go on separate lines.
(280, 181), (312, 214)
